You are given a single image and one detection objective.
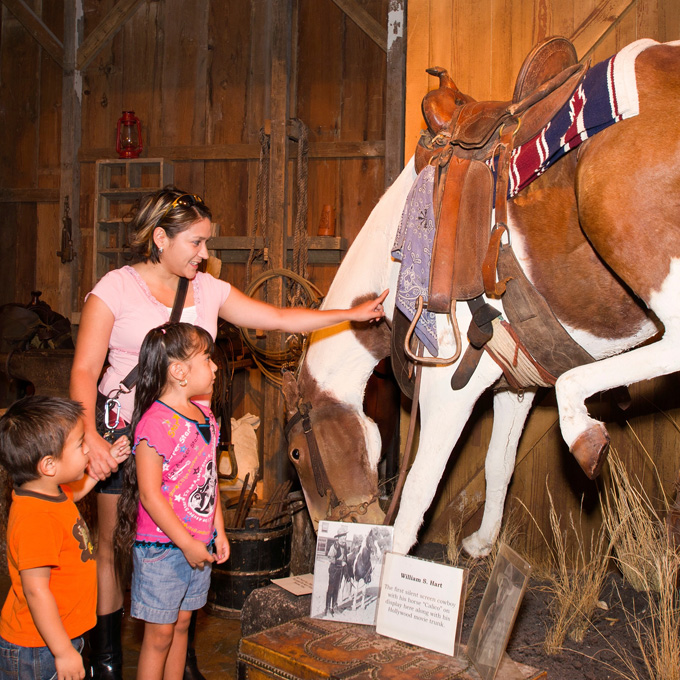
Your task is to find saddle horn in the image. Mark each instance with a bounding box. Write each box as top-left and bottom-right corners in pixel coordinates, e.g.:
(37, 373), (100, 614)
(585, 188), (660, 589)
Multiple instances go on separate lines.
(422, 67), (476, 137)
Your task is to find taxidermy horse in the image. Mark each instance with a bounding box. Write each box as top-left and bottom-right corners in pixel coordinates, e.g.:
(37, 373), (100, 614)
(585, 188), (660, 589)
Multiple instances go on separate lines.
(283, 38), (680, 557)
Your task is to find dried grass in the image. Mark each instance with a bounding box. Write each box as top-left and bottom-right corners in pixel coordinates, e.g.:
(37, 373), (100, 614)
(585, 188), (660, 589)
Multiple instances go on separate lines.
(602, 437), (670, 592)
(601, 447), (680, 680)
(519, 482), (612, 655)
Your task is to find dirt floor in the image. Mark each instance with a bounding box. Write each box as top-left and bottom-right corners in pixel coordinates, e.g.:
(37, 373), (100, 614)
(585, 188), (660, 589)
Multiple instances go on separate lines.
(418, 544), (651, 680)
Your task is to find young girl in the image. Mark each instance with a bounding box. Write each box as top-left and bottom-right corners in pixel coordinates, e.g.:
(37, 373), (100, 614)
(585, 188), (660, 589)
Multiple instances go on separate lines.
(115, 322), (229, 680)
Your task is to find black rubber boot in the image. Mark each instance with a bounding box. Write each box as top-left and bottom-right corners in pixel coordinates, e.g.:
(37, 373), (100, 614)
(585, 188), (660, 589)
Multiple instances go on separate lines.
(183, 609), (206, 680)
(89, 608), (123, 680)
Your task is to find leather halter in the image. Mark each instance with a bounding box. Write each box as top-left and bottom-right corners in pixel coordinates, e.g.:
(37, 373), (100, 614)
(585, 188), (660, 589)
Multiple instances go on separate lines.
(284, 401), (381, 521)
(285, 401), (340, 508)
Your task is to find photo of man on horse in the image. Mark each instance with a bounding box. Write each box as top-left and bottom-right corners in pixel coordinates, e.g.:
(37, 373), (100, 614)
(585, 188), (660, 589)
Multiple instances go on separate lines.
(311, 522), (394, 625)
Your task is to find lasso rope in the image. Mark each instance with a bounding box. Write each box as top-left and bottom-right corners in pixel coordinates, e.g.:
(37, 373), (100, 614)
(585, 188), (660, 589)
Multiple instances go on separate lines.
(240, 268), (324, 386)
(243, 119), (324, 384)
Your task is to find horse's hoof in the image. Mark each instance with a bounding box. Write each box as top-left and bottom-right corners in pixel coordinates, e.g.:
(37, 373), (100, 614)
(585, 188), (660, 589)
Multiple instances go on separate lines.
(570, 423), (610, 479)
(461, 533), (493, 559)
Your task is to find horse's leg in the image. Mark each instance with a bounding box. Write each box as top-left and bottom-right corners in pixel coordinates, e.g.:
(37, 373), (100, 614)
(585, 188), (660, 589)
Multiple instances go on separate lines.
(555, 50), (680, 471)
(393, 350), (502, 554)
(557, 303), (680, 468)
(461, 388), (536, 557)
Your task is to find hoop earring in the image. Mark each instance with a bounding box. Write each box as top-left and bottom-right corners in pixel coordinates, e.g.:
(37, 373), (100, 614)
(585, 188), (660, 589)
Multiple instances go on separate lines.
(179, 378), (188, 387)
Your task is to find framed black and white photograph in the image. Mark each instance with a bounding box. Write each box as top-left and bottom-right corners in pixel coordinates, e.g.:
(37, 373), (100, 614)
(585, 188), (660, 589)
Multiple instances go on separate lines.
(466, 544), (532, 680)
(310, 521), (393, 625)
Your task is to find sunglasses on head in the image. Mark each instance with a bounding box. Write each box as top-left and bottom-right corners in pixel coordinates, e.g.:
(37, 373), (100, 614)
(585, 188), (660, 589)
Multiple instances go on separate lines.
(161, 193), (204, 220)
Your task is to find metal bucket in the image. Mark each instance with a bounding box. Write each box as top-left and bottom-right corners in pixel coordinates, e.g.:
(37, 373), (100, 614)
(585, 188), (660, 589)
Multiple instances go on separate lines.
(207, 509), (292, 619)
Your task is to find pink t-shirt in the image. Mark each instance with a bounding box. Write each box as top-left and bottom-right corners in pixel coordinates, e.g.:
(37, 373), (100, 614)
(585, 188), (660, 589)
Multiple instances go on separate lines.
(134, 400), (219, 545)
(87, 266), (231, 422)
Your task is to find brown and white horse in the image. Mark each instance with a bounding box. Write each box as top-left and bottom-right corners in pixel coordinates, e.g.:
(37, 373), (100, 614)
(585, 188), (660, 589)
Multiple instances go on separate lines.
(283, 40), (680, 557)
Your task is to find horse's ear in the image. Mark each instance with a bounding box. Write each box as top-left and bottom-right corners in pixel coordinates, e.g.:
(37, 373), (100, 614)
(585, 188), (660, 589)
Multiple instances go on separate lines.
(281, 370), (300, 417)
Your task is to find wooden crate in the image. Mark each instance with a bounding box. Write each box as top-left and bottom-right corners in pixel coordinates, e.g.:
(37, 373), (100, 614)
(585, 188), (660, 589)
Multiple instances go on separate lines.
(238, 616), (545, 680)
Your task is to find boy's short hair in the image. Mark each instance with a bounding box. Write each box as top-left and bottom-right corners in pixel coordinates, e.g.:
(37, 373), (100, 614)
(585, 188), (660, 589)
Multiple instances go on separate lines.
(0, 395), (83, 486)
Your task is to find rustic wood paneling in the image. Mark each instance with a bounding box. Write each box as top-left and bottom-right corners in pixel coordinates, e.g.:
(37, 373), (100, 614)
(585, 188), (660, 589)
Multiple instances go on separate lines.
(0, 4), (40, 306)
(2, 0), (393, 499)
(34, 1), (63, 310)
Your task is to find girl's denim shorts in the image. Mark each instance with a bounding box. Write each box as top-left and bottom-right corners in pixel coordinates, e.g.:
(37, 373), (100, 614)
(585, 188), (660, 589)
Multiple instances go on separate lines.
(131, 542), (213, 624)
(0, 634), (84, 680)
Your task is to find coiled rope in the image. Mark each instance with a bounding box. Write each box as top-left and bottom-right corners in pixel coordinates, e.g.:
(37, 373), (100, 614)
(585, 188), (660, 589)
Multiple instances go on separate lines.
(240, 268), (324, 386)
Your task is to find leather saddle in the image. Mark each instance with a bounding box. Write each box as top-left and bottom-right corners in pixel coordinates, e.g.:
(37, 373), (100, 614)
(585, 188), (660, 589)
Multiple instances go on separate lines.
(392, 37), (590, 397)
(417, 36), (582, 169)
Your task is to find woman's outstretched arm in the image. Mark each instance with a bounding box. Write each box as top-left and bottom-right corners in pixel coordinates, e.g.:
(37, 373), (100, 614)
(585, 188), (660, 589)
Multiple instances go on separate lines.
(218, 287), (388, 333)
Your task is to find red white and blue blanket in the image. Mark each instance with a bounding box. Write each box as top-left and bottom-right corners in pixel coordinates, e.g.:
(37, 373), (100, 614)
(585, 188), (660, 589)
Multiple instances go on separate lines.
(507, 38), (658, 196)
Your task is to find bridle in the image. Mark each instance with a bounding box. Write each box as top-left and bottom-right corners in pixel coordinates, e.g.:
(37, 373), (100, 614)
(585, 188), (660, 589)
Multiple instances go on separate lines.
(284, 400), (381, 521)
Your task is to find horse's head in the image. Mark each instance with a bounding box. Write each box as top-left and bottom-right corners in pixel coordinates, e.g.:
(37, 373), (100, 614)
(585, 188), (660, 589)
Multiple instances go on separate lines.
(282, 369), (386, 529)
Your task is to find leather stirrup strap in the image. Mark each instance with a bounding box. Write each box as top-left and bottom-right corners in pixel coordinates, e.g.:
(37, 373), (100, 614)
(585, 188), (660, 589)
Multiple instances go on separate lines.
(384, 343), (423, 525)
(429, 157), (471, 313)
(483, 124), (516, 298)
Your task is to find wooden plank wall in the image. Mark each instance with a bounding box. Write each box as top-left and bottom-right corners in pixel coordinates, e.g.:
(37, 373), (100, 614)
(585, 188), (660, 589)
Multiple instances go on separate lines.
(404, 0), (680, 561)
(0, 0), (388, 309)
(0, 0), (389, 491)
(0, 1), (63, 308)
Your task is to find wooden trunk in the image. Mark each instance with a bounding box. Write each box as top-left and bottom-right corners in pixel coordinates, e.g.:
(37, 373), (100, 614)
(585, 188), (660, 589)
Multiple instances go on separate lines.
(237, 616), (545, 680)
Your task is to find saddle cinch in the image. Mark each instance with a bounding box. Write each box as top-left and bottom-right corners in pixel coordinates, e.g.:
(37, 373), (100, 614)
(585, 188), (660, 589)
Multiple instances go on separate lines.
(395, 36), (595, 394)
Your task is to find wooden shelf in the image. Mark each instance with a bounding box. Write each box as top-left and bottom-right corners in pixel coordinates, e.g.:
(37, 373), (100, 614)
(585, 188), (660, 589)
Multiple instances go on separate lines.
(208, 236), (347, 264)
(93, 159), (173, 286)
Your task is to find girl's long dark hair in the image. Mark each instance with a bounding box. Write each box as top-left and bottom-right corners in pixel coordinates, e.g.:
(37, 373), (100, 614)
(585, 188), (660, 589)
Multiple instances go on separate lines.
(114, 322), (214, 580)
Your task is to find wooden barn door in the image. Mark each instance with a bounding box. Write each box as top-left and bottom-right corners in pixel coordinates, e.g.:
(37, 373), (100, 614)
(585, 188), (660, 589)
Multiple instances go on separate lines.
(402, 0), (680, 560)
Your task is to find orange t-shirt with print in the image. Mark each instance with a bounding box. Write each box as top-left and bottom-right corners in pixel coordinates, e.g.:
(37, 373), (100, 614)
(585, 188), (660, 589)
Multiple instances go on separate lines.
(0, 485), (97, 646)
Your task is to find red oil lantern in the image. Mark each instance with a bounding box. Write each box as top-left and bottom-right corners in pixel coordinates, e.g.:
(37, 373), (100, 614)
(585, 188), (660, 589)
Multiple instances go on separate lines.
(116, 110), (143, 158)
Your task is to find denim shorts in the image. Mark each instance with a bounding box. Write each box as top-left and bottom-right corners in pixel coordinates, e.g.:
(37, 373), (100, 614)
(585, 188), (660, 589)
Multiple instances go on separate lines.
(131, 543), (213, 624)
(0, 634), (84, 680)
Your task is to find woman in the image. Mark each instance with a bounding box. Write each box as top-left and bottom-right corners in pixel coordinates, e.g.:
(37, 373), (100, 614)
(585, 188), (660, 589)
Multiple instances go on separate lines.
(69, 188), (386, 679)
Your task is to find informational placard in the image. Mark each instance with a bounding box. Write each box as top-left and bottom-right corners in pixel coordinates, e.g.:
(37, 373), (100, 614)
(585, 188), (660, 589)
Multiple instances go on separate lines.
(376, 552), (467, 656)
(271, 573), (314, 596)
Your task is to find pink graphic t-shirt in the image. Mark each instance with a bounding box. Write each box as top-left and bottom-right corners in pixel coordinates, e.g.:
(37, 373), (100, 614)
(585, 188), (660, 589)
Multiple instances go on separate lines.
(134, 401), (219, 545)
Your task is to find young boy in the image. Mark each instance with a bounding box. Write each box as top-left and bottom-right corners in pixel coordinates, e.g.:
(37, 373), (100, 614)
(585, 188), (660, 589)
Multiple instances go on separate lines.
(0, 395), (130, 680)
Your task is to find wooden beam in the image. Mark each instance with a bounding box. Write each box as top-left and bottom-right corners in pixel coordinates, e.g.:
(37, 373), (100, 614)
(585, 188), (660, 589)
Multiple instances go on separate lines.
(60, 0), (83, 315)
(78, 140), (386, 162)
(329, 0), (387, 52)
(385, 0), (406, 187)
(76, 0), (145, 71)
(262, 0), (292, 500)
(0, 187), (60, 202)
(571, 0), (636, 60)
(1, 0), (64, 68)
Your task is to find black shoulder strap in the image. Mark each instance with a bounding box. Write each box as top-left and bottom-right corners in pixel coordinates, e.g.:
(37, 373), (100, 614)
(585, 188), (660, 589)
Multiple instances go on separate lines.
(120, 277), (190, 391)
